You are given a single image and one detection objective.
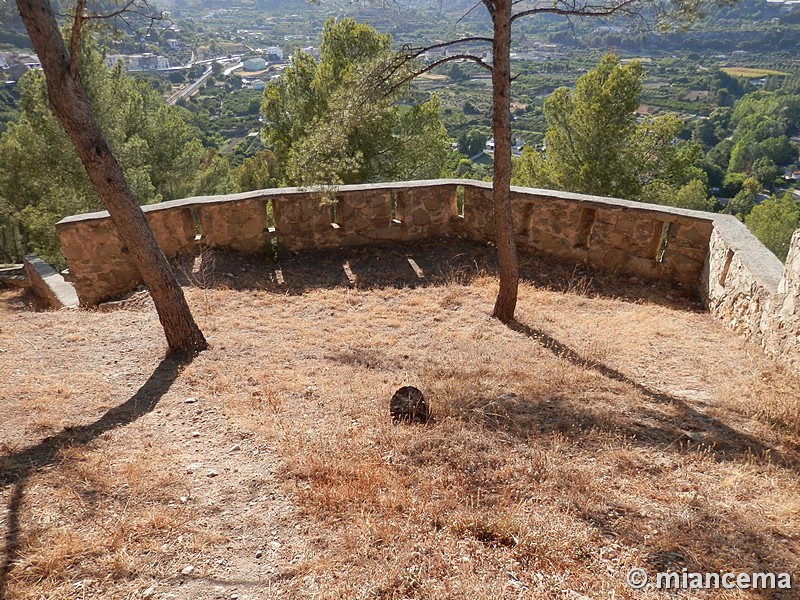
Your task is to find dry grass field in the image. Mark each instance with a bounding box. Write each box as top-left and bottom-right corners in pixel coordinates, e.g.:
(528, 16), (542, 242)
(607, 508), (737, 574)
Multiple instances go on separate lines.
(1, 239), (800, 599)
(719, 67), (790, 78)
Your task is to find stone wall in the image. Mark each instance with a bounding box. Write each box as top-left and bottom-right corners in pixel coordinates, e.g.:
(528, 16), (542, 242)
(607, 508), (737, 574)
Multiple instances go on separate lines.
(23, 255), (79, 309)
(54, 180), (799, 367)
(272, 184), (459, 251)
(463, 184), (714, 291)
(764, 231), (800, 366)
(703, 216), (798, 367)
(57, 203), (197, 306)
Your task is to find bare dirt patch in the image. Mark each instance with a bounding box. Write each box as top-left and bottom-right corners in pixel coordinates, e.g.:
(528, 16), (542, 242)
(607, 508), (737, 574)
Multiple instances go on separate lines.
(2, 239), (799, 599)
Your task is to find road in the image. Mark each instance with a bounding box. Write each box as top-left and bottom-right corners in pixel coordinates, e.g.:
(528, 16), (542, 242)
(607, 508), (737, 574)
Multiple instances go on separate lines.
(163, 54), (245, 105)
(223, 62), (244, 76)
(166, 66), (212, 105)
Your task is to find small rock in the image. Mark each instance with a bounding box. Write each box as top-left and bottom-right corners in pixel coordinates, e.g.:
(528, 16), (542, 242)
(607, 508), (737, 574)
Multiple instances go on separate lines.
(207, 469), (220, 477)
(270, 541), (281, 550)
(184, 397), (198, 404)
(179, 496), (188, 503)
(231, 595), (239, 600)
(229, 444), (241, 453)
(255, 550), (263, 558)
(181, 565), (194, 576)
(142, 586), (156, 599)
(191, 431), (201, 438)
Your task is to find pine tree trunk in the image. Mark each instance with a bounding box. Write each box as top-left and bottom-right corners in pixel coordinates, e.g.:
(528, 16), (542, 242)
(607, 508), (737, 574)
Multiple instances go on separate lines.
(489, 0), (519, 323)
(16, 0), (208, 355)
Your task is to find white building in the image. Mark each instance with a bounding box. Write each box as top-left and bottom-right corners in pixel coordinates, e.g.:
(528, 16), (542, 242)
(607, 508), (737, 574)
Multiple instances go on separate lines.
(243, 57), (267, 72)
(104, 54), (125, 69)
(266, 46), (284, 61)
(423, 48), (447, 62)
(104, 53), (169, 72)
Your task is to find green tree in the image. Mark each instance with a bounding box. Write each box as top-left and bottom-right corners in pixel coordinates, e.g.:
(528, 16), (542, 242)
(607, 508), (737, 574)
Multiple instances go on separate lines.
(514, 55), (707, 206)
(447, 63), (469, 82)
(235, 150), (281, 192)
(14, 0), (206, 354)
(725, 90), (799, 180)
(725, 176), (760, 218)
(193, 149), (235, 196)
(261, 18), (448, 186)
(645, 179), (714, 211)
(750, 157), (781, 190)
(463, 100), (478, 115)
(516, 55), (643, 198)
(635, 116), (707, 191)
(746, 193), (800, 261)
(457, 129), (488, 156)
(0, 46), (207, 265)
(720, 171), (746, 198)
(692, 118), (719, 147)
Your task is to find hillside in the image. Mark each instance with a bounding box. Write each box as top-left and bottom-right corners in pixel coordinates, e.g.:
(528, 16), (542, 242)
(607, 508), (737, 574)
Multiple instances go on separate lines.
(1, 240), (800, 598)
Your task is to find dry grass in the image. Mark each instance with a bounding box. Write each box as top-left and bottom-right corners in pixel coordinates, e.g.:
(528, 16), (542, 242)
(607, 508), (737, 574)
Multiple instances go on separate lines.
(720, 67), (790, 78)
(2, 240), (800, 599)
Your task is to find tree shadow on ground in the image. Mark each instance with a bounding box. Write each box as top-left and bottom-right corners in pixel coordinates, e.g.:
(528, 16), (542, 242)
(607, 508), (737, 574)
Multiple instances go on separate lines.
(0, 356), (186, 599)
(437, 321), (799, 590)
(494, 320), (798, 470)
(169, 238), (701, 313)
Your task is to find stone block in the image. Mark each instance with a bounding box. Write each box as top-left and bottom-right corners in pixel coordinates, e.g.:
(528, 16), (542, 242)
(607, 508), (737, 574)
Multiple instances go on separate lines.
(23, 255), (79, 309)
(200, 199), (268, 252)
(145, 206), (195, 256)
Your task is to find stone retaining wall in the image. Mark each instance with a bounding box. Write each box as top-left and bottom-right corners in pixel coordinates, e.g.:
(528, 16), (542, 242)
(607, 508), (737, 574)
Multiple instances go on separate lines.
(55, 180), (799, 366)
(23, 255), (79, 309)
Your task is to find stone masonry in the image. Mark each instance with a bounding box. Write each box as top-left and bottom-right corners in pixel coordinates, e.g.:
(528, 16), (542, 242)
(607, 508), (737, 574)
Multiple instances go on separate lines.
(55, 180), (799, 367)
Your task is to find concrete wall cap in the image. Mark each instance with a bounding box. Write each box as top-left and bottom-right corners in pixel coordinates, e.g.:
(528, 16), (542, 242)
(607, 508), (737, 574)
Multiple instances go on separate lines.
(711, 214), (784, 291)
(56, 180), (725, 227)
(23, 254), (79, 308)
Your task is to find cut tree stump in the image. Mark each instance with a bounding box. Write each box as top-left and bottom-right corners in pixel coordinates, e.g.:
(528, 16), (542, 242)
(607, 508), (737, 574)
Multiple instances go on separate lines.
(390, 386), (431, 424)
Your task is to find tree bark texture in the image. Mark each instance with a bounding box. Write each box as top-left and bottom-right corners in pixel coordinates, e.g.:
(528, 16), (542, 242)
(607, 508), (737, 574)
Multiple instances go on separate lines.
(16, 0), (208, 354)
(489, 0), (519, 323)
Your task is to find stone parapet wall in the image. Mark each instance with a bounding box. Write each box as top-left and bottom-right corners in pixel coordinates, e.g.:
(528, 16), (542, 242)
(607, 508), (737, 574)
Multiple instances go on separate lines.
(520, 188), (713, 289)
(23, 255), (79, 309)
(704, 216), (798, 367)
(464, 184), (714, 290)
(57, 204), (198, 306)
(272, 184), (459, 251)
(764, 231), (800, 366)
(200, 198), (268, 252)
(54, 180), (799, 366)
